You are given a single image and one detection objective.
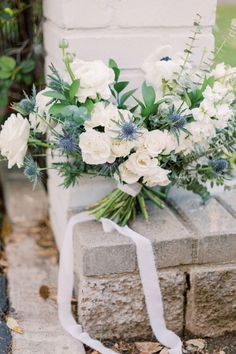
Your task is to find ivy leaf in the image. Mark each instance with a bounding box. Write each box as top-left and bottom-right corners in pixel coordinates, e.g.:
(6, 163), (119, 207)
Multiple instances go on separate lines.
(142, 81), (156, 109)
(69, 79), (80, 100)
(0, 56), (16, 72)
(43, 90), (66, 100)
(119, 89), (136, 107)
(114, 81), (129, 93)
(20, 59), (35, 74)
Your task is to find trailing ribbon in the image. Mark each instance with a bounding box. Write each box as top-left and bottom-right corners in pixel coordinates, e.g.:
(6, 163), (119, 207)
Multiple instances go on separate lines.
(58, 211), (183, 354)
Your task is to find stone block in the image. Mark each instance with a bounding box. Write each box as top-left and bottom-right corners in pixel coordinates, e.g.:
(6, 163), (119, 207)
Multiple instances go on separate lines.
(74, 204), (192, 277)
(186, 264), (236, 337)
(169, 188), (236, 265)
(77, 270), (185, 340)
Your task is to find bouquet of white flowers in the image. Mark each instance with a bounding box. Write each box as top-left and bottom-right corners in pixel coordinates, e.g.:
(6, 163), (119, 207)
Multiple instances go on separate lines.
(1, 18), (236, 226)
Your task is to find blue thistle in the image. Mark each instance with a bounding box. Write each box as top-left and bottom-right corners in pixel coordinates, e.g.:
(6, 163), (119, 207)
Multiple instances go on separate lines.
(169, 113), (186, 129)
(24, 157), (42, 190)
(211, 159), (229, 173)
(56, 133), (78, 154)
(160, 56), (172, 61)
(118, 121), (140, 141)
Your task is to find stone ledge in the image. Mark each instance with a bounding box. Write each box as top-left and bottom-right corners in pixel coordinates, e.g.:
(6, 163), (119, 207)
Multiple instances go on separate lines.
(74, 188), (236, 277)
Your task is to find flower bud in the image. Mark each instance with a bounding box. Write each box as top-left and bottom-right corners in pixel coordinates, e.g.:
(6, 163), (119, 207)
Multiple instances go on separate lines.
(64, 52), (74, 64)
(59, 39), (69, 49)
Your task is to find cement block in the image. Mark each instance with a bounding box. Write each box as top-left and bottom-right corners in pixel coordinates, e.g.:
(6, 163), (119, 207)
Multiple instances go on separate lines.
(77, 269), (185, 340)
(74, 204), (192, 277)
(186, 264), (236, 337)
(169, 188), (236, 265)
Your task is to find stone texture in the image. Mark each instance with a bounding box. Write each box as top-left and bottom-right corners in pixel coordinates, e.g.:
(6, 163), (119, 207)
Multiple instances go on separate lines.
(169, 188), (236, 265)
(7, 231), (85, 354)
(74, 204), (192, 277)
(1, 165), (48, 227)
(186, 264), (236, 337)
(76, 270), (185, 340)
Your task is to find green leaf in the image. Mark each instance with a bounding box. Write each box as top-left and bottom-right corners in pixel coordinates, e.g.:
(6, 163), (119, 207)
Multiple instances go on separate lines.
(43, 90), (66, 100)
(20, 59), (35, 73)
(142, 81), (156, 109)
(183, 90), (192, 107)
(69, 79), (80, 100)
(48, 103), (67, 116)
(201, 76), (215, 92)
(83, 98), (94, 113)
(109, 58), (120, 81)
(114, 81), (129, 93)
(0, 70), (11, 79)
(22, 74), (33, 85)
(0, 56), (16, 72)
(119, 89), (136, 107)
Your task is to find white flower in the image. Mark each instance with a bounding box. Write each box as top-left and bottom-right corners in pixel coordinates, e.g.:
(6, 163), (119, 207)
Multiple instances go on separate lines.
(0, 113), (30, 168)
(144, 130), (176, 156)
(118, 161), (140, 184)
(126, 149), (158, 176)
(192, 100), (216, 120)
(79, 129), (113, 165)
(85, 102), (118, 129)
(212, 63), (236, 84)
(213, 104), (234, 129)
(29, 88), (52, 134)
(142, 46), (184, 95)
(71, 59), (114, 102)
(203, 82), (234, 105)
(143, 166), (171, 187)
(111, 140), (135, 158)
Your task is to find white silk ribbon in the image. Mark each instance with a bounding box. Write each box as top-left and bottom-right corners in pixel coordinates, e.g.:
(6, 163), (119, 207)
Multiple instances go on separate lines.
(58, 211), (183, 354)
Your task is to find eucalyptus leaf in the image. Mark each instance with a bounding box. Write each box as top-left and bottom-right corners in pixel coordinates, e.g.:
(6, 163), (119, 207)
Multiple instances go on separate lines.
(69, 79), (80, 100)
(43, 90), (66, 100)
(20, 59), (35, 74)
(142, 81), (156, 109)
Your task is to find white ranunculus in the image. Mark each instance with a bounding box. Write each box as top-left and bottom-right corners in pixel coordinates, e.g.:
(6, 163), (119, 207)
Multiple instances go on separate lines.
(142, 46), (184, 96)
(71, 59), (114, 103)
(85, 102), (118, 129)
(0, 113), (30, 168)
(144, 130), (176, 156)
(79, 129), (112, 164)
(143, 166), (171, 187)
(118, 161), (140, 184)
(29, 88), (53, 134)
(126, 149), (158, 176)
(111, 140), (135, 158)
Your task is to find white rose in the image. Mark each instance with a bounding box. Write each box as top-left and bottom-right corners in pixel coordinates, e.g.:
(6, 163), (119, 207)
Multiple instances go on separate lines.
(71, 59), (114, 102)
(126, 150), (158, 176)
(111, 140), (135, 158)
(29, 88), (53, 134)
(118, 161), (140, 184)
(142, 46), (184, 96)
(143, 166), (171, 187)
(0, 113), (30, 168)
(85, 102), (118, 129)
(79, 129), (112, 164)
(144, 130), (176, 156)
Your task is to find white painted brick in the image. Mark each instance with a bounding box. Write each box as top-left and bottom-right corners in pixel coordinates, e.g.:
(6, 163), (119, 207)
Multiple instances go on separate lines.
(44, 21), (214, 70)
(43, 0), (217, 29)
(43, 0), (113, 29)
(115, 0), (217, 27)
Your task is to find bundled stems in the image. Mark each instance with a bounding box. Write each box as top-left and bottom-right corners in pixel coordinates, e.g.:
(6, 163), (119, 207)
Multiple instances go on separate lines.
(88, 185), (168, 226)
